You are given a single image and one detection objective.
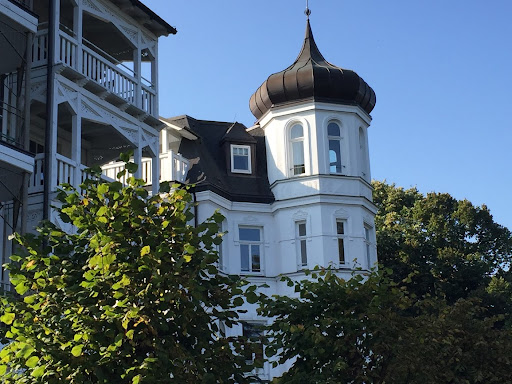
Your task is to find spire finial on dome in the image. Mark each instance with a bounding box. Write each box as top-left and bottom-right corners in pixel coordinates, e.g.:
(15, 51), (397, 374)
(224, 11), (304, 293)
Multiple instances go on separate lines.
(305, 0), (311, 18)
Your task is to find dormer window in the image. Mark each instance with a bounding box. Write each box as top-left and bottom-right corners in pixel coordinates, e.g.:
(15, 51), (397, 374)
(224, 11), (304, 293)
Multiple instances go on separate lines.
(231, 144), (251, 174)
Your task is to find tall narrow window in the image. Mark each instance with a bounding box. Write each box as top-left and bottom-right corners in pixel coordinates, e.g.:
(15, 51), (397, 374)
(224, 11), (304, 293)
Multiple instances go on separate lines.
(328, 122), (342, 174)
(336, 220), (346, 265)
(290, 124), (305, 175)
(231, 145), (251, 174)
(364, 224), (372, 268)
(242, 322), (264, 370)
(359, 127), (366, 177)
(239, 227), (262, 273)
(296, 221), (308, 268)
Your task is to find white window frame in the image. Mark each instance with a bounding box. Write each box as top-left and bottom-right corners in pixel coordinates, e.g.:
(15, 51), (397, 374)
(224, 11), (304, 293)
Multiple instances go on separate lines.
(230, 144), (251, 174)
(328, 121), (343, 174)
(238, 226), (263, 274)
(364, 223), (373, 269)
(336, 219), (347, 266)
(296, 221), (308, 268)
(241, 321), (267, 378)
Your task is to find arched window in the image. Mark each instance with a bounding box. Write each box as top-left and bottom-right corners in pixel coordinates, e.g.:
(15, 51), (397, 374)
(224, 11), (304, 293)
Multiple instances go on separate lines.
(328, 122), (342, 174)
(290, 124), (305, 175)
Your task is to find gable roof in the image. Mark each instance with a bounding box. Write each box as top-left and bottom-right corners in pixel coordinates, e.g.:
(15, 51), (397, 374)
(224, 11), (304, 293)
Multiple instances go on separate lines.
(165, 115), (274, 204)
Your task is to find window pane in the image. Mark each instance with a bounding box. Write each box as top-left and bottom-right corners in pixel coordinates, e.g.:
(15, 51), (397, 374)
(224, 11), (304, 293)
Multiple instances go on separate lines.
(239, 228), (260, 241)
(251, 245), (261, 272)
(290, 124), (303, 139)
(328, 122), (340, 137)
(365, 227), (371, 241)
(338, 238), (345, 264)
(337, 221), (344, 235)
(329, 139), (342, 173)
(241, 244), (249, 271)
(292, 141), (305, 175)
(301, 239), (307, 266)
(298, 223), (306, 237)
(233, 154), (249, 171)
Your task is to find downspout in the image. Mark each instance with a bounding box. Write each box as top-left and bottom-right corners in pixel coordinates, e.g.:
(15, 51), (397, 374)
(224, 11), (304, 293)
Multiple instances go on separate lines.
(43, 0), (56, 221)
(21, 31), (33, 235)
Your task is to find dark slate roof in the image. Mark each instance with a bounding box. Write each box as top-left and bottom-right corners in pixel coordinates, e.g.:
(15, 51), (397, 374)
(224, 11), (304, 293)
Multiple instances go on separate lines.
(249, 20), (376, 120)
(221, 123), (257, 144)
(167, 115), (274, 204)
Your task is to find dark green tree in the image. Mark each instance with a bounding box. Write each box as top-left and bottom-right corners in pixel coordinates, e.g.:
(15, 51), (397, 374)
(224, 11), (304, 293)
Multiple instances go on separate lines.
(373, 181), (512, 309)
(0, 159), (252, 383)
(259, 182), (512, 383)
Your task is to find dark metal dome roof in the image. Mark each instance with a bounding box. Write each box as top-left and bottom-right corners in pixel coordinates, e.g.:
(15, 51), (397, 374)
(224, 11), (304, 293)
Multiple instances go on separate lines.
(249, 20), (376, 120)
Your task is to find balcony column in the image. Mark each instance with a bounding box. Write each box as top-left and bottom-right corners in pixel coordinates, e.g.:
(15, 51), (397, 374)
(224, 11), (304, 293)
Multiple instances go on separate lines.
(133, 131), (142, 179)
(73, 0), (83, 73)
(52, 0), (61, 64)
(151, 44), (158, 117)
(71, 97), (81, 189)
(133, 37), (142, 110)
(151, 151), (159, 195)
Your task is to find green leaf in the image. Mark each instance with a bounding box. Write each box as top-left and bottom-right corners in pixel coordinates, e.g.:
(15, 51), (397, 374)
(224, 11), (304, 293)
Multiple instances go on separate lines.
(1, 312), (15, 325)
(140, 246), (150, 256)
(71, 345), (83, 357)
(97, 184), (109, 195)
(31, 365), (45, 377)
(132, 375), (141, 384)
(97, 206), (108, 216)
(26, 356), (39, 368)
(184, 244), (196, 254)
(125, 162), (138, 174)
(0, 365), (7, 376)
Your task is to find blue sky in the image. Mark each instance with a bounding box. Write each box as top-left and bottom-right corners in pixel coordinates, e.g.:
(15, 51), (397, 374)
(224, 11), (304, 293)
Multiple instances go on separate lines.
(141, 0), (512, 230)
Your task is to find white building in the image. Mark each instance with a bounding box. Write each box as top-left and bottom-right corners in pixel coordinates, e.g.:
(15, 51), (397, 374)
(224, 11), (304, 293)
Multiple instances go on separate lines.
(0, 0), (179, 291)
(159, 18), (378, 381)
(1, 3), (377, 381)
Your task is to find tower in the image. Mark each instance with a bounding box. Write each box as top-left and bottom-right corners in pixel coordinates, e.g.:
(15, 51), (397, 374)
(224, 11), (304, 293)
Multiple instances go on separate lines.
(248, 19), (377, 275)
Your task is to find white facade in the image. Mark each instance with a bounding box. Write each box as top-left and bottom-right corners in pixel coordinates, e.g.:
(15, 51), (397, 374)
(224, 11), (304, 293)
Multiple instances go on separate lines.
(0, 0), (176, 293)
(164, 100), (377, 381)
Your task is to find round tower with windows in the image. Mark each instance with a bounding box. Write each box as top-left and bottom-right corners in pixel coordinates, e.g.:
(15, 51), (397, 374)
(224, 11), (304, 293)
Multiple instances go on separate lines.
(248, 18), (378, 274)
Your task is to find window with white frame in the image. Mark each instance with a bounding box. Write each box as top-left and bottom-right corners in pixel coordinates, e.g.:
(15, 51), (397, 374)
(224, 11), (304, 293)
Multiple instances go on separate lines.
(296, 221), (308, 268)
(359, 127), (367, 177)
(336, 220), (347, 265)
(239, 227), (262, 273)
(290, 123), (305, 175)
(328, 122), (343, 174)
(231, 145), (251, 174)
(364, 224), (372, 269)
(242, 322), (264, 371)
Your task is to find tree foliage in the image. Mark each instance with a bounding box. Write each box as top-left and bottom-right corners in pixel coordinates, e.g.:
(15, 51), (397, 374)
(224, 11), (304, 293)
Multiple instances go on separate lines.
(260, 182), (512, 383)
(373, 181), (512, 310)
(260, 269), (512, 384)
(0, 162), (253, 383)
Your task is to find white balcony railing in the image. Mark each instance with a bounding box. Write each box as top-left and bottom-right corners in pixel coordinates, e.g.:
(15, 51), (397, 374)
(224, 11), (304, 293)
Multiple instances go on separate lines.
(101, 151), (189, 186)
(31, 29), (156, 116)
(28, 152), (189, 194)
(28, 154), (113, 194)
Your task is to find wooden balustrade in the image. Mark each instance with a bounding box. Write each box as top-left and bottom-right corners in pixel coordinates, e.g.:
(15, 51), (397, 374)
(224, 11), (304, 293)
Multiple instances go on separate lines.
(31, 30), (156, 116)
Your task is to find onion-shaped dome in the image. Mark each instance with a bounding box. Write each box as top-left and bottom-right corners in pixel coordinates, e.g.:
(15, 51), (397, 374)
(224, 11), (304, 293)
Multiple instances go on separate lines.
(249, 20), (376, 120)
